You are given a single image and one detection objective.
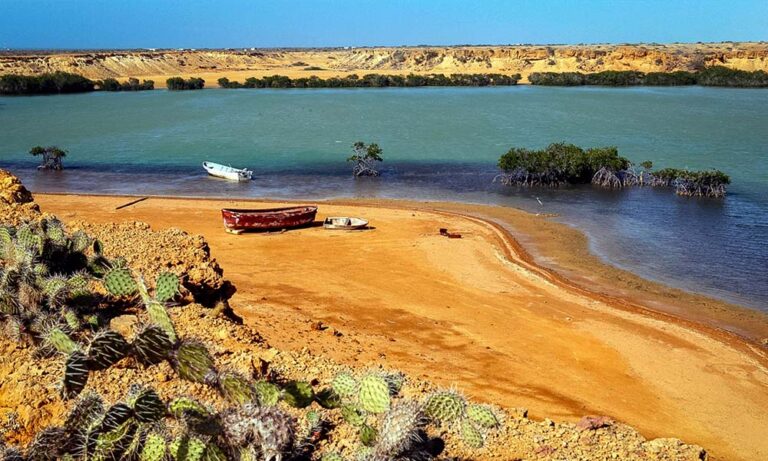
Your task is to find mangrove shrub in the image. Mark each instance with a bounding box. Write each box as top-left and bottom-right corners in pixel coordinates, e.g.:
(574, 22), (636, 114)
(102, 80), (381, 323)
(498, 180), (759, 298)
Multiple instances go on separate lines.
(0, 72), (95, 95)
(166, 76), (205, 90)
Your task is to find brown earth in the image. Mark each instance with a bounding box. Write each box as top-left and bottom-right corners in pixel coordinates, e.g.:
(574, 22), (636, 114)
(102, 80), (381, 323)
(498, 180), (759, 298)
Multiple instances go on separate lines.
(2, 43), (767, 86)
(29, 193), (768, 461)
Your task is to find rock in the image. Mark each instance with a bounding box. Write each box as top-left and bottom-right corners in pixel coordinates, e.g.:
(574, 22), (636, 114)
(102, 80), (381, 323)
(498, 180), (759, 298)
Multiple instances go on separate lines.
(576, 415), (614, 431)
(0, 169), (40, 225)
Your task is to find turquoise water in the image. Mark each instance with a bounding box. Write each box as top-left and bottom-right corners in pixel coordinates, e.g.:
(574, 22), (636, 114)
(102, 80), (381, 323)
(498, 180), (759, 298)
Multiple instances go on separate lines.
(1, 87), (767, 309)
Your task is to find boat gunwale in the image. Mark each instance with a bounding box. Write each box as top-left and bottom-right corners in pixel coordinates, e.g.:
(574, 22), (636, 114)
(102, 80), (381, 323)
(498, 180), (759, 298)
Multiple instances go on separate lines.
(222, 206), (318, 215)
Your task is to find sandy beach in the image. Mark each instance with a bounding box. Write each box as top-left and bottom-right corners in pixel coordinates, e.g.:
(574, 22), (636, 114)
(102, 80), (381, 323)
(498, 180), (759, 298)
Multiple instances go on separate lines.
(32, 193), (768, 461)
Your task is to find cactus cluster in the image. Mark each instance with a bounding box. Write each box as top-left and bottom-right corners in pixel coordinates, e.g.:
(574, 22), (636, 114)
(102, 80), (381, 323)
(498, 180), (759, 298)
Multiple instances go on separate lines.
(422, 390), (500, 449)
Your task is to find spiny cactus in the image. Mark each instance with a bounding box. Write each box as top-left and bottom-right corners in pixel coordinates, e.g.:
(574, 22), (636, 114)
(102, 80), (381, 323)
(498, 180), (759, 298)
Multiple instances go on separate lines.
(340, 404), (366, 427)
(132, 325), (174, 365)
(314, 387), (342, 409)
(103, 267), (138, 297)
(359, 424), (378, 447)
(172, 340), (217, 385)
(87, 330), (129, 370)
(43, 327), (79, 355)
(169, 397), (212, 420)
(254, 381), (281, 406)
(169, 435), (206, 461)
(218, 371), (257, 405)
(155, 272), (180, 303)
(373, 400), (424, 459)
(423, 391), (466, 423)
(358, 375), (390, 414)
(282, 381), (314, 408)
(460, 418), (484, 449)
(140, 432), (168, 461)
(221, 404), (296, 461)
(466, 404), (499, 429)
(62, 351), (89, 399)
(147, 301), (177, 343)
(331, 372), (358, 398)
(131, 388), (166, 423)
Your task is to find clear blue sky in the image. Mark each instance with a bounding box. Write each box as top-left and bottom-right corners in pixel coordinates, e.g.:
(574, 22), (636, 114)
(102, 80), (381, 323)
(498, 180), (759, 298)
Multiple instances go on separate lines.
(1, 0), (766, 49)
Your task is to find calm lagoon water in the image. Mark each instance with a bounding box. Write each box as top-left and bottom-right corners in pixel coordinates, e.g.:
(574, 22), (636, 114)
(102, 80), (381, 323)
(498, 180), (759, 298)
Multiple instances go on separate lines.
(1, 86), (766, 309)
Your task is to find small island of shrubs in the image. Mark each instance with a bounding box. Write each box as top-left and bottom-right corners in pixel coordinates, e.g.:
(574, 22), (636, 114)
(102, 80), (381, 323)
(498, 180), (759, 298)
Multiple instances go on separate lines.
(496, 142), (730, 197)
(166, 76), (206, 90)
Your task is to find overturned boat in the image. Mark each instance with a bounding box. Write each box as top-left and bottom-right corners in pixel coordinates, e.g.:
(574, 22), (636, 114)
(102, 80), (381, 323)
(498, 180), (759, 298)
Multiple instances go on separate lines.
(203, 161), (253, 181)
(221, 206), (318, 234)
(323, 217), (369, 230)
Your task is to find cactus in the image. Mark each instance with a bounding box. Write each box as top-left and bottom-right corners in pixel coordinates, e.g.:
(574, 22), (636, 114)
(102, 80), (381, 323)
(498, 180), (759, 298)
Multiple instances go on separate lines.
(42, 275), (69, 304)
(90, 420), (138, 461)
(25, 426), (67, 460)
(466, 404), (499, 429)
(321, 454), (343, 461)
(63, 310), (81, 331)
(87, 330), (129, 370)
(70, 230), (91, 253)
(132, 388), (166, 423)
(340, 404), (366, 427)
(44, 327), (79, 355)
(2, 447), (24, 461)
(202, 444), (227, 461)
(357, 375), (390, 414)
(221, 404), (296, 461)
(146, 301), (177, 343)
(253, 381), (281, 406)
(132, 325), (174, 365)
(155, 272), (180, 302)
(62, 351), (89, 399)
(460, 419), (484, 449)
(283, 381), (315, 408)
(0, 227), (12, 254)
(103, 268), (138, 297)
(44, 218), (66, 244)
(64, 392), (105, 431)
(423, 391), (466, 423)
(140, 432), (168, 461)
(218, 371), (256, 405)
(359, 424), (378, 447)
(373, 400), (424, 458)
(331, 372), (358, 398)
(383, 372), (406, 396)
(169, 435), (206, 461)
(314, 387), (342, 409)
(169, 397), (212, 420)
(99, 403), (134, 432)
(172, 340), (217, 384)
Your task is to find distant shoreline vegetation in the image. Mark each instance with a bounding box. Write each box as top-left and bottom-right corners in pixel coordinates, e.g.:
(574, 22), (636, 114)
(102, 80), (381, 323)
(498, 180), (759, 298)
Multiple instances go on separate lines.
(496, 143), (730, 198)
(0, 72), (155, 95)
(216, 73), (522, 89)
(529, 66), (768, 87)
(166, 76), (205, 90)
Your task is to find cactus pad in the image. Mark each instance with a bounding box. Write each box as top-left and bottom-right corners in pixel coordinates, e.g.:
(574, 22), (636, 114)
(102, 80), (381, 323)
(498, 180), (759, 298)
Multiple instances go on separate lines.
(218, 371), (256, 405)
(253, 380), (281, 406)
(155, 272), (180, 302)
(358, 374), (391, 414)
(331, 372), (358, 398)
(466, 404), (499, 428)
(103, 268), (138, 297)
(424, 391), (466, 423)
(376, 400), (424, 457)
(70, 230), (91, 252)
(43, 275), (69, 303)
(383, 371), (406, 396)
(87, 330), (129, 370)
(146, 301), (177, 343)
(169, 397), (211, 420)
(132, 325), (174, 365)
(360, 424), (378, 447)
(62, 351), (89, 399)
(170, 435), (206, 461)
(283, 381), (315, 408)
(45, 327), (79, 355)
(172, 340), (217, 384)
(99, 403), (134, 432)
(340, 404), (366, 427)
(202, 443), (227, 461)
(460, 419), (484, 449)
(140, 432), (168, 461)
(132, 388), (166, 423)
(44, 218), (66, 243)
(315, 387), (342, 409)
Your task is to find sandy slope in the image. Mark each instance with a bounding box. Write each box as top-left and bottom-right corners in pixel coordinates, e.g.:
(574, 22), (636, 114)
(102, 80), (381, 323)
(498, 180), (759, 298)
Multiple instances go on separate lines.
(34, 194), (768, 461)
(2, 43), (768, 86)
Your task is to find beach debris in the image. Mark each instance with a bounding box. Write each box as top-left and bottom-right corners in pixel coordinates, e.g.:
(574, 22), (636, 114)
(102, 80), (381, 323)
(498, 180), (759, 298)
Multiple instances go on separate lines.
(115, 196), (149, 210)
(439, 228), (462, 238)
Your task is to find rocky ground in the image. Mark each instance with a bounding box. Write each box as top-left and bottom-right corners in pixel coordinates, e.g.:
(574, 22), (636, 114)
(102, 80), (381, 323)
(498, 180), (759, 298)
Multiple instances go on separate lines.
(0, 170), (709, 460)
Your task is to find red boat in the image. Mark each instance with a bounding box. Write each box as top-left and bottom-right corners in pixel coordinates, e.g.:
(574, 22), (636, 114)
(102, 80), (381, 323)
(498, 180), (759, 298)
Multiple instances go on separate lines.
(221, 206), (318, 234)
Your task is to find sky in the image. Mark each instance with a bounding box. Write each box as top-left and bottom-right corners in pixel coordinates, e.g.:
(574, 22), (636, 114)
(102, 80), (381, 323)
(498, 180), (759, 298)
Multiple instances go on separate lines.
(0, 0), (766, 49)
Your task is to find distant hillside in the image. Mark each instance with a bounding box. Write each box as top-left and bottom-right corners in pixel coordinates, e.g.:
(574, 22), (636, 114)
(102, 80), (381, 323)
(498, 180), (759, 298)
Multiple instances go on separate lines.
(2, 43), (767, 87)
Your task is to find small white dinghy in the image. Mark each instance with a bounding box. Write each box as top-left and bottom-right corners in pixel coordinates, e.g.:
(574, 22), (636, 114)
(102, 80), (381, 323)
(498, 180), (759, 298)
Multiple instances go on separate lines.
(323, 217), (369, 230)
(203, 161), (253, 181)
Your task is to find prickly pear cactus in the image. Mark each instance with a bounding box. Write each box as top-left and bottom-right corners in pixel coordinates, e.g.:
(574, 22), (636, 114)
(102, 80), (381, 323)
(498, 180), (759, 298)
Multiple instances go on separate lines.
(155, 272), (180, 302)
(383, 372), (406, 396)
(131, 388), (166, 423)
(357, 374), (390, 414)
(340, 404), (366, 427)
(202, 443), (227, 461)
(70, 230), (91, 253)
(172, 340), (217, 384)
(87, 330), (129, 370)
(253, 380), (281, 406)
(374, 400), (424, 458)
(146, 301), (177, 343)
(360, 424), (378, 447)
(140, 432), (168, 461)
(62, 351), (89, 400)
(460, 418), (484, 449)
(331, 372), (358, 398)
(218, 371), (256, 405)
(466, 404), (499, 428)
(283, 381), (315, 408)
(424, 391), (466, 423)
(103, 268), (138, 297)
(315, 387), (342, 409)
(170, 435), (206, 461)
(44, 327), (79, 355)
(44, 218), (66, 243)
(132, 325), (174, 365)
(43, 275), (68, 302)
(169, 397), (211, 420)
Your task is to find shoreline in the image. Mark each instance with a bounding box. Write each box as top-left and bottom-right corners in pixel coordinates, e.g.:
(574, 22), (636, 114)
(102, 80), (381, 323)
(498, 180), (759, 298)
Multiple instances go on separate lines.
(32, 192), (768, 461)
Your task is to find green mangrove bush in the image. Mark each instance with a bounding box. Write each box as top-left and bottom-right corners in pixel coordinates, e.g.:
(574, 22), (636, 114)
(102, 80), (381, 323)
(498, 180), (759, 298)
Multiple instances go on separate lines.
(217, 73), (521, 89)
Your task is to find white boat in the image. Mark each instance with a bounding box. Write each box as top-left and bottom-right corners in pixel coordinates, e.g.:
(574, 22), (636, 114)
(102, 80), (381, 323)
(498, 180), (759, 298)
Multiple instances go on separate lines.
(323, 217), (369, 230)
(203, 161), (253, 181)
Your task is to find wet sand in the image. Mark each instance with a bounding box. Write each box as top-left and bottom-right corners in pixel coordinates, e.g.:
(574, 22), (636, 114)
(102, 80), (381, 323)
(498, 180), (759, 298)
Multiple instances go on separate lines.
(35, 193), (768, 461)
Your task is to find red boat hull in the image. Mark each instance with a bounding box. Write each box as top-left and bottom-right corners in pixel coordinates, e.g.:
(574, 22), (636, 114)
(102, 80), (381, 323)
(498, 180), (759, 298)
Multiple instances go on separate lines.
(221, 206), (318, 231)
